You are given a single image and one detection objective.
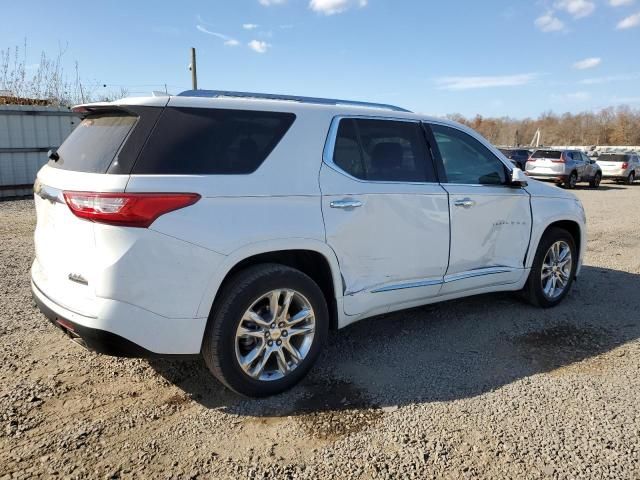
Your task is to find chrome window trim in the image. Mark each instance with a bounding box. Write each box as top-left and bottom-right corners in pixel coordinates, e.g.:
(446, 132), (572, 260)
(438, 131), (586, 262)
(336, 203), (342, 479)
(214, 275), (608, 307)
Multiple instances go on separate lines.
(322, 115), (441, 186)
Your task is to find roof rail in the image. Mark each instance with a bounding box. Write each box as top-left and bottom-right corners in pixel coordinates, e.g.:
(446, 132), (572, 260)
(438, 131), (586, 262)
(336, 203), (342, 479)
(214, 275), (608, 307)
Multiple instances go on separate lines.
(177, 90), (411, 113)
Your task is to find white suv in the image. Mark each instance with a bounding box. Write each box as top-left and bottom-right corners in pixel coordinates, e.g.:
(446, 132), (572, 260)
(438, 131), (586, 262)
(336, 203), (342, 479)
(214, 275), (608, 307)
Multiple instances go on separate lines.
(32, 91), (586, 397)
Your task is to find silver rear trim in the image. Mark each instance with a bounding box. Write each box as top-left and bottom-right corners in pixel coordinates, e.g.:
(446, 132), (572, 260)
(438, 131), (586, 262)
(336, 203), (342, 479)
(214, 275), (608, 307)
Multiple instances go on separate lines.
(34, 181), (64, 204)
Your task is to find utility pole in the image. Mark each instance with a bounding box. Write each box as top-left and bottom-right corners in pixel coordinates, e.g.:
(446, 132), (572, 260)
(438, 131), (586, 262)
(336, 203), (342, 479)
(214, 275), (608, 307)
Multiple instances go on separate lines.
(190, 47), (198, 90)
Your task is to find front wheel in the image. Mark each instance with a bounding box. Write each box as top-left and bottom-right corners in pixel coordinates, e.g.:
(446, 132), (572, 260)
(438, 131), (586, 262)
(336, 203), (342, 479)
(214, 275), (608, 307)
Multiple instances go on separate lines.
(589, 172), (601, 189)
(522, 227), (577, 308)
(202, 264), (329, 397)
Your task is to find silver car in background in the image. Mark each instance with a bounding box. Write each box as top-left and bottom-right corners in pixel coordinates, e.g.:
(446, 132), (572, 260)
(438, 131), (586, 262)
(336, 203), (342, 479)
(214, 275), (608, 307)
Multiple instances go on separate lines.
(596, 153), (639, 185)
(525, 149), (602, 189)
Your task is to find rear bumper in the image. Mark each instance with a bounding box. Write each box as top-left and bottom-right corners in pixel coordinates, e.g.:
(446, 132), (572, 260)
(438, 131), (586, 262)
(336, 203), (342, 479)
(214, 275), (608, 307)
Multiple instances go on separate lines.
(31, 278), (206, 357)
(527, 174), (567, 183)
(33, 283), (156, 357)
(601, 172), (627, 179)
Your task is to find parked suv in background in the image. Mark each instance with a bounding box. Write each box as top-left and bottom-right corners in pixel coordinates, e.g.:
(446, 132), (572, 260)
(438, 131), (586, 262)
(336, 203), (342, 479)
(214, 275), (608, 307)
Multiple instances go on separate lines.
(596, 153), (639, 185)
(526, 149), (602, 189)
(498, 148), (531, 170)
(32, 91), (586, 397)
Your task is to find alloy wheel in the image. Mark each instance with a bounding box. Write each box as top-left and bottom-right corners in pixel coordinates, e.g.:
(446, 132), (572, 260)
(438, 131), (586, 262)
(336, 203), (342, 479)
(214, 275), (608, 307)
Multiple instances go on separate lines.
(234, 289), (316, 381)
(541, 240), (573, 299)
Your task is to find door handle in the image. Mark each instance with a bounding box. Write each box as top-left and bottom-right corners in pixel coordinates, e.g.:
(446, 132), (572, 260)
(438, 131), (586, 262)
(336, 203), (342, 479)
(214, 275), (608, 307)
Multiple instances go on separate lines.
(454, 198), (475, 209)
(330, 199), (363, 209)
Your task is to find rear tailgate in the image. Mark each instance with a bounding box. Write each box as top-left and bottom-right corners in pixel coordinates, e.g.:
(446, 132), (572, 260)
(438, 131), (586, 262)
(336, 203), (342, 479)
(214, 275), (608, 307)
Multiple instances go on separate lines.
(597, 155), (627, 175)
(33, 169), (129, 317)
(32, 104), (164, 317)
(527, 150), (564, 175)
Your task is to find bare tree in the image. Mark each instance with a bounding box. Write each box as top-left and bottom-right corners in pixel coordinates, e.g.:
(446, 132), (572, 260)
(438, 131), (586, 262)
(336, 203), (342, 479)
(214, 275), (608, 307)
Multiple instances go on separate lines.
(0, 41), (128, 106)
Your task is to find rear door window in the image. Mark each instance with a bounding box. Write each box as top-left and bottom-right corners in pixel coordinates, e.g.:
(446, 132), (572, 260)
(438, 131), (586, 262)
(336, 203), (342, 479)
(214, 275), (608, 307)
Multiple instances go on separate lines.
(332, 118), (436, 182)
(50, 114), (137, 173)
(132, 107), (295, 174)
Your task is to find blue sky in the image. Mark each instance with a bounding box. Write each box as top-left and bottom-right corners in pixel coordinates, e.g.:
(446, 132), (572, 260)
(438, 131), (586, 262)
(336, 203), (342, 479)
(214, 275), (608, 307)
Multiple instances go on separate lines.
(2, 0), (640, 117)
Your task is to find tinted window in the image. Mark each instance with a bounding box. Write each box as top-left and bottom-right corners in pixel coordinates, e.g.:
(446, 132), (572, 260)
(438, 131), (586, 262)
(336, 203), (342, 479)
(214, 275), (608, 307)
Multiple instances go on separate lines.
(430, 124), (507, 185)
(598, 154), (629, 163)
(50, 114), (137, 173)
(332, 118), (435, 182)
(532, 150), (562, 159)
(133, 107), (295, 174)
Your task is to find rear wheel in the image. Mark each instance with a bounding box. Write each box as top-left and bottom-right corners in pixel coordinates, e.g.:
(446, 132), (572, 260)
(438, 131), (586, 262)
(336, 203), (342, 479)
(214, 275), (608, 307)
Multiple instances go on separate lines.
(565, 171), (578, 189)
(589, 172), (601, 189)
(523, 227), (577, 308)
(202, 264), (329, 397)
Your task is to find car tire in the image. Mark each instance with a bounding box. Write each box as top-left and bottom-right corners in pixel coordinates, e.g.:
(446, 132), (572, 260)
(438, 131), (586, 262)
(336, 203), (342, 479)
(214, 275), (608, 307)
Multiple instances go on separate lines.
(626, 172), (635, 185)
(589, 172), (601, 189)
(565, 171), (578, 189)
(202, 263), (329, 397)
(522, 227), (577, 308)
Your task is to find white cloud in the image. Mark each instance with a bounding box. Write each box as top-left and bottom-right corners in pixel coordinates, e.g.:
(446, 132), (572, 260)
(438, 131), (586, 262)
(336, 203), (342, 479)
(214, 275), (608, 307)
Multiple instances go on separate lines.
(567, 91), (591, 101)
(573, 57), (602, 69)
(611, 95), (640, 103)
(436, 73), (539, 91)
(196, 25), (240, 46)
(580, 72), (640, 84)
(248, 40), (271, 53)
(555, 0), (596, 18)
(616, 12), (640, 28)
(258, 0), (286, 5)
(243, 23), (259, 30)
(535, 12), (565, 32)
(309, 0), (368, 15)
(609, 0), (634, 6)
(552, 91), (591, 102)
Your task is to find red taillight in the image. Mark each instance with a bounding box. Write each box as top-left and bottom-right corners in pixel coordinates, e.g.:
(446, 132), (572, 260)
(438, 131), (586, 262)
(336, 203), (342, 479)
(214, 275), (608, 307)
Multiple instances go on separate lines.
(621, 162), (629, 169)
(552, 153), (566, 163)
(63, 192), (201, 228)
(527, 156), (535, 162)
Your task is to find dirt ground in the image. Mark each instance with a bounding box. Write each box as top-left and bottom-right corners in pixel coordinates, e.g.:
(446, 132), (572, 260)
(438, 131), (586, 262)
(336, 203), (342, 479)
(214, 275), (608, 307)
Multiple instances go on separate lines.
(1, 183), (639, 479)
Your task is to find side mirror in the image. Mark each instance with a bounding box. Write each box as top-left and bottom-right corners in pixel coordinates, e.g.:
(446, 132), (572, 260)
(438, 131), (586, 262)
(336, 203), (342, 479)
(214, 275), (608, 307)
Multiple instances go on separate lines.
(511, 168), (528, 187)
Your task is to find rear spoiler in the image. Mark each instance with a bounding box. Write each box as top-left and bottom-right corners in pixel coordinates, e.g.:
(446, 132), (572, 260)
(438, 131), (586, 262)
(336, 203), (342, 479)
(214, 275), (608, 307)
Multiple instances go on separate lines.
(72, 96), (170, 114)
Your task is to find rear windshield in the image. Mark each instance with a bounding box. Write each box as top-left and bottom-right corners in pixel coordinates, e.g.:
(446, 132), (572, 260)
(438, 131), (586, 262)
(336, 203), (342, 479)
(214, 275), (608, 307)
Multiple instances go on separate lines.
(598, 154), (629, 162)
(532, 150), (562, 159)
(49, 114), (137, 173)
(132, 107), (296, 174)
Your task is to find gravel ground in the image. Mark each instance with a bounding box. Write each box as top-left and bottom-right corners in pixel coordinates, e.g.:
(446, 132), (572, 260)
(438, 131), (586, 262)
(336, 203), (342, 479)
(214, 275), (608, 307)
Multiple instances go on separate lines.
(1, 184), (639, 479)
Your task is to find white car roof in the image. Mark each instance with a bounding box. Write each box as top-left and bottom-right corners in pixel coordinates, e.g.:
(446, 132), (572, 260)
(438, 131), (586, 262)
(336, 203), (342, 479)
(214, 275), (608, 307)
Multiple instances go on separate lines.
(73, 90), (457, 127)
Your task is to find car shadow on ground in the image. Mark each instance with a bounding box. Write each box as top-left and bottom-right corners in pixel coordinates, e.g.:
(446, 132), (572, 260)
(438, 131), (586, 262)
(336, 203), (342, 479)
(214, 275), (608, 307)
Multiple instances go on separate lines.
(149, 265), (640, 418)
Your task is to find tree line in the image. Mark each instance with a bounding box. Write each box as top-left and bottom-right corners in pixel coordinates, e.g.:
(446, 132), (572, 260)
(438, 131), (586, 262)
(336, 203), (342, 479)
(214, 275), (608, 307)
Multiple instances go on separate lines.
(447, 107), (640, 147)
